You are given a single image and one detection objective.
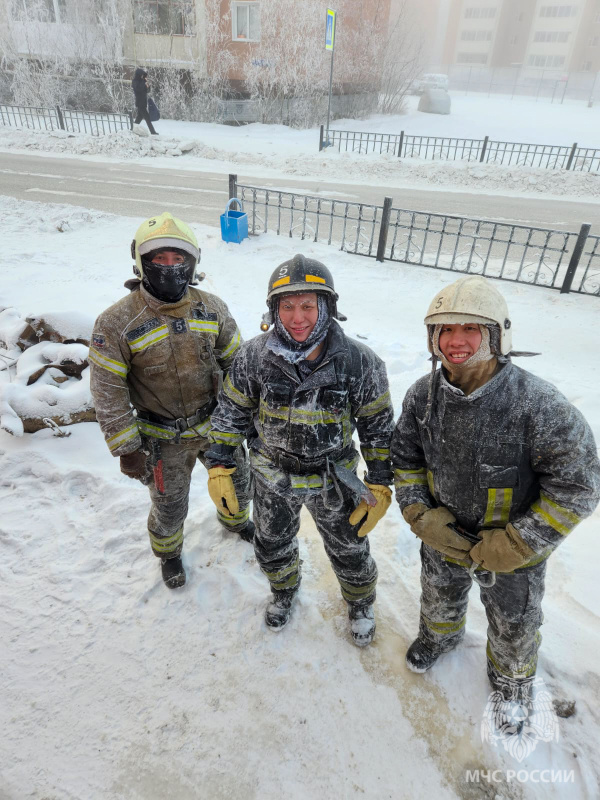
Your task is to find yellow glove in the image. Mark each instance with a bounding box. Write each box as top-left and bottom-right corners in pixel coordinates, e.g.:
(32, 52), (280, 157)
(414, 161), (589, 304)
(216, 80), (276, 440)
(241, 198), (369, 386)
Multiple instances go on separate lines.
(403, 503), (472, 560)
(207, 466), (239, 516)
(349, 483), (392, 537)
(469, 524), (536, 573)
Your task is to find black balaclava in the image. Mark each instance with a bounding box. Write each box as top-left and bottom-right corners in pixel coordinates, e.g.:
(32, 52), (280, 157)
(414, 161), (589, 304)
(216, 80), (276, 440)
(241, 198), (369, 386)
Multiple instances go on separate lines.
(141, 247), (196, 303)
(268, 294), (331, 365)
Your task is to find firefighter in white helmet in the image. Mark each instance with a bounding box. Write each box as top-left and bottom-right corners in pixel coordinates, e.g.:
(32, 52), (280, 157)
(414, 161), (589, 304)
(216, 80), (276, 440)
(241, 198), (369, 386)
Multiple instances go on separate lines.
(391, 275), (600, 698)
(89, 213), (252, 589)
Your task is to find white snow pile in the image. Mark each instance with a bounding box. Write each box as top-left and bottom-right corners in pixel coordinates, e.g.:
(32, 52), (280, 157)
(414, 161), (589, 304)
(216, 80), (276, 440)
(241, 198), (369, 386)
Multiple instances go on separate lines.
(2, 118), (600, 200)
(1, 196), (599, 799)
(0, 306), (94, 436)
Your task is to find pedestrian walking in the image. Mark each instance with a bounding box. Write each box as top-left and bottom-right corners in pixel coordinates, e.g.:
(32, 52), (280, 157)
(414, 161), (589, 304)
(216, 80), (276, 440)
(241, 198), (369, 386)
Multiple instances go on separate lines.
(132, 67), (158, 135)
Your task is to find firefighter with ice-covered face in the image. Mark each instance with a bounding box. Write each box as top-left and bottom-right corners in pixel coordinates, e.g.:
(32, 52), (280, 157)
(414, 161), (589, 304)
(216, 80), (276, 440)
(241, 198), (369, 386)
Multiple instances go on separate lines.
(89, 212), (252, 590)
(206, 254), (395, 646)
(391, 275), (600, 698)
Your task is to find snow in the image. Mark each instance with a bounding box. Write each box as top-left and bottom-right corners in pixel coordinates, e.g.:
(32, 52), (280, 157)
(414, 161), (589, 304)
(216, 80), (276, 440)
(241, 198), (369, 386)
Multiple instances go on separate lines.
(1, 94), (600, 202)
(1, 195), (598, 799)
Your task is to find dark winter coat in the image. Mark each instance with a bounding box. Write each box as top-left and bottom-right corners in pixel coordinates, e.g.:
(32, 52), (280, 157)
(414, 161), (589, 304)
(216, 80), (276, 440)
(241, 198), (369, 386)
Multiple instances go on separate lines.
(132, 68), (149, 110)
(89, 284), (242, 457)
(209, 321), (394, 488)
(391, 360), (600, 561)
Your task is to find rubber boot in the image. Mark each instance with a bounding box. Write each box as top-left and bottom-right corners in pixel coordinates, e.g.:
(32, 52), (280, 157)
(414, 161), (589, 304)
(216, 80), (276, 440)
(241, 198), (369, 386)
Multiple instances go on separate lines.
(348, 603), (376, 647)
(405, 637), (442, 673)
(161, 555), (186, 589)
(265, 589), (297, 630)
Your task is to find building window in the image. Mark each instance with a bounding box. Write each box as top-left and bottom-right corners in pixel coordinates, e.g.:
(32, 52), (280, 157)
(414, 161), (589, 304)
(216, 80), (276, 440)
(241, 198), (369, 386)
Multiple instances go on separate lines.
(133, 1), (195, 36)
(583, 60), (593, 70)
(595, 13), (600, 23)
(460, 29), (493, 41)
(527, 54), (566, 67)
(231, 2), (260, 41)
(533, 31), (570, 42)
(464, 7), (497, 19)
(457, 52), (488, 63)
(589, 36), (599, 46)
(539, 6), (578, 17)
(509, 35), (518, 44)
(11, 0), (66, 22)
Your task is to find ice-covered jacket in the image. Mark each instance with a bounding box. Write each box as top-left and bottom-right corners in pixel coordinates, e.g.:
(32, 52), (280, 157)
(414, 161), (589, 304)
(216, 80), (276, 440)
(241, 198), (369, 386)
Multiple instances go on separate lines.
(391, 360), (600, 560)
(209, 321), (394, 486)
(89, 283), (242, 457)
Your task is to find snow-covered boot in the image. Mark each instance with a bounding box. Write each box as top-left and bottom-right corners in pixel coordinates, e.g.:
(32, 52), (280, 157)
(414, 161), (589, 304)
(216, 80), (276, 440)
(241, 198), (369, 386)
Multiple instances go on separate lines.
(406, 638), (442, 673)
(349, 604), (376, 647)
(265, 589), (297, 630)
(161, 555), (186, 589)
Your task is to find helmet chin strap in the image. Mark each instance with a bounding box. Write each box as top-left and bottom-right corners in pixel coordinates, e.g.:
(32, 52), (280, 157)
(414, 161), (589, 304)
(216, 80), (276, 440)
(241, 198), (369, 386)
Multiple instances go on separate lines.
(432, 324), (494, 372)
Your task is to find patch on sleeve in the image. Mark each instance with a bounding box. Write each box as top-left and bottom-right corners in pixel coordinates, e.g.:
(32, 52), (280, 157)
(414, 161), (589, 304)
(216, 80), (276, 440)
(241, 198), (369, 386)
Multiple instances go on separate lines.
(92, 333), (105, 348)
(191, 306), (218, 322)
(126, 317), (161, 341)
(172, 318), (187, 334)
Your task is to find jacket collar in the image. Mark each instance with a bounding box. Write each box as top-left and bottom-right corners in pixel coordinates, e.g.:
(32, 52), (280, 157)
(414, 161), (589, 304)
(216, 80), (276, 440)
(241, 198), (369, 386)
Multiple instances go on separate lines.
(439, 359), (513, 401)
(140, 284), (190, 318)
(264, 321), (348, 389)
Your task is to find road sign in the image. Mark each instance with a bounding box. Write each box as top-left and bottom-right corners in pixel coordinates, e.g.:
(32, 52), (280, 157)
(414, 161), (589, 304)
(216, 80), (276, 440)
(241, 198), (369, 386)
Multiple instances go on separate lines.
(325, 8), (336, 51)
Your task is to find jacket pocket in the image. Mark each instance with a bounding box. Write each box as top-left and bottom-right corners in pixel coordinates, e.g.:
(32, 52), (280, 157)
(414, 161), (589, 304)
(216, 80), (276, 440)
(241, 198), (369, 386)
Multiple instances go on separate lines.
(144, 364), (168, 376)
(479, 464), (519, 489)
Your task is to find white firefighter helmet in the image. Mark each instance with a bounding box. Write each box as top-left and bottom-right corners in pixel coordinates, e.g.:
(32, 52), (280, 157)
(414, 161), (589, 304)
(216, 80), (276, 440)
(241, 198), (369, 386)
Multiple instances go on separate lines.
(131, 212), (199, 277)
(424, 275), (512, 355)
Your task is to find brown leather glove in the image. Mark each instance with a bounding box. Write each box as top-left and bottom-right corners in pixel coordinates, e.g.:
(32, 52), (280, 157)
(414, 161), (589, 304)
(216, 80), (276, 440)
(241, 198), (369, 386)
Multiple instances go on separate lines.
(348, 483), (392, 537)
(402, 502), (472, 560)
(120, 450), (148, 480)
(469, 523), (536, 573)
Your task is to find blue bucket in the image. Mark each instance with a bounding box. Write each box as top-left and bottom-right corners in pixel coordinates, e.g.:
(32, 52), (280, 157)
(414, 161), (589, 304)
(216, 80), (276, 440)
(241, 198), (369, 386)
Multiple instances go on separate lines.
(220, 198), (248, 244)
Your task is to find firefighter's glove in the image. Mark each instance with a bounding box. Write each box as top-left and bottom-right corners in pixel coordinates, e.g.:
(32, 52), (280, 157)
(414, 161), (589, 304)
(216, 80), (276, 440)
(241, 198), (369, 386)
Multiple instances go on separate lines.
(403, 503), (472, 560)
(120, 450), (148, 481)
(469, 524), (536, 573)
(349, 483), (392, 538)
(207, 466), (239, 517)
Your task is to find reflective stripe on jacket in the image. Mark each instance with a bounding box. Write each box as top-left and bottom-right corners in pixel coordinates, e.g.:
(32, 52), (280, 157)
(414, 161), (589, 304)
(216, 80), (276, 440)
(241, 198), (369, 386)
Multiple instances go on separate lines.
(391, 361), (600, 557)
(210, 321), (394, 486)
(90, 283), (242, 456)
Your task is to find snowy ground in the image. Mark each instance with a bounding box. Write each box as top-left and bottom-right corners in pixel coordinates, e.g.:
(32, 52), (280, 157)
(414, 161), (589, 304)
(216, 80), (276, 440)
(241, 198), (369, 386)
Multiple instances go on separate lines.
(1, 196), (599, 799)
(1, 94), (600, 203)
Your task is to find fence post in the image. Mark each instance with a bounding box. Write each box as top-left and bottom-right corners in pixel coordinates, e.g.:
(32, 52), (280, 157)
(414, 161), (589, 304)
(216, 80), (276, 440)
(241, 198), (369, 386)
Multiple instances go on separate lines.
(319, 124), (324, 151)
(129, 112), (134, 130)
(376, 197), (393, 263)
(565, 142), (578, 170)
(56, 106), (65, 131)
(479, 135), (489, 163)
(397, 131), (404, 158)
(229, 174), (237, 200)
(560, 223), (590, 294)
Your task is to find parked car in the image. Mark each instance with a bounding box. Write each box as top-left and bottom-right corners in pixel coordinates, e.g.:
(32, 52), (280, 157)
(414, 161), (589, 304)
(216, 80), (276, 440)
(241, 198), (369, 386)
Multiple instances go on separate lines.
(410, 73), (449, 95)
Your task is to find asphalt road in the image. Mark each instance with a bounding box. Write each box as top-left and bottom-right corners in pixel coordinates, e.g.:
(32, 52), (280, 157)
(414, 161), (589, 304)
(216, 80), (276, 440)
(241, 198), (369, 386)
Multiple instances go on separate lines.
(0, 151), (597, 233)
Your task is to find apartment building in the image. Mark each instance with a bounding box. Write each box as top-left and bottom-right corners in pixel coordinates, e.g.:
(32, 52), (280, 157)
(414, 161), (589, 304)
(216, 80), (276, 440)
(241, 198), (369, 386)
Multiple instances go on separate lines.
(422, 0), (600, 71)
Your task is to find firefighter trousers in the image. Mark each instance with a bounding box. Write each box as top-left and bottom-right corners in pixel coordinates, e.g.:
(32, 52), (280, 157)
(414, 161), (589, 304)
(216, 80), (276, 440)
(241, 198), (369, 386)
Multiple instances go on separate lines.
(252, 475), (378, 606)
(417, 543), (546, 690)
(146, 437), (251, 558)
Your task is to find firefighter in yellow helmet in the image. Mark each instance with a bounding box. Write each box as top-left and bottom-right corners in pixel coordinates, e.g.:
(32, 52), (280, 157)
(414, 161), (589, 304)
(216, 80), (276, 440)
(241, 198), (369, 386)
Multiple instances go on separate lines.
(89, 213), (252, 588)
(391, 275), (600, 699)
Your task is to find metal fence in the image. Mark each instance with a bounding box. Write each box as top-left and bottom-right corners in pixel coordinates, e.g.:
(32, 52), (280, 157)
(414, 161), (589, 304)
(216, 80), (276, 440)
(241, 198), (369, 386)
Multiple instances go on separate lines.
(0, 104), (61, 131)
(233, 176), (599, 297)
(0, 104), (133, 136)
(320, 127), (600, 172)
